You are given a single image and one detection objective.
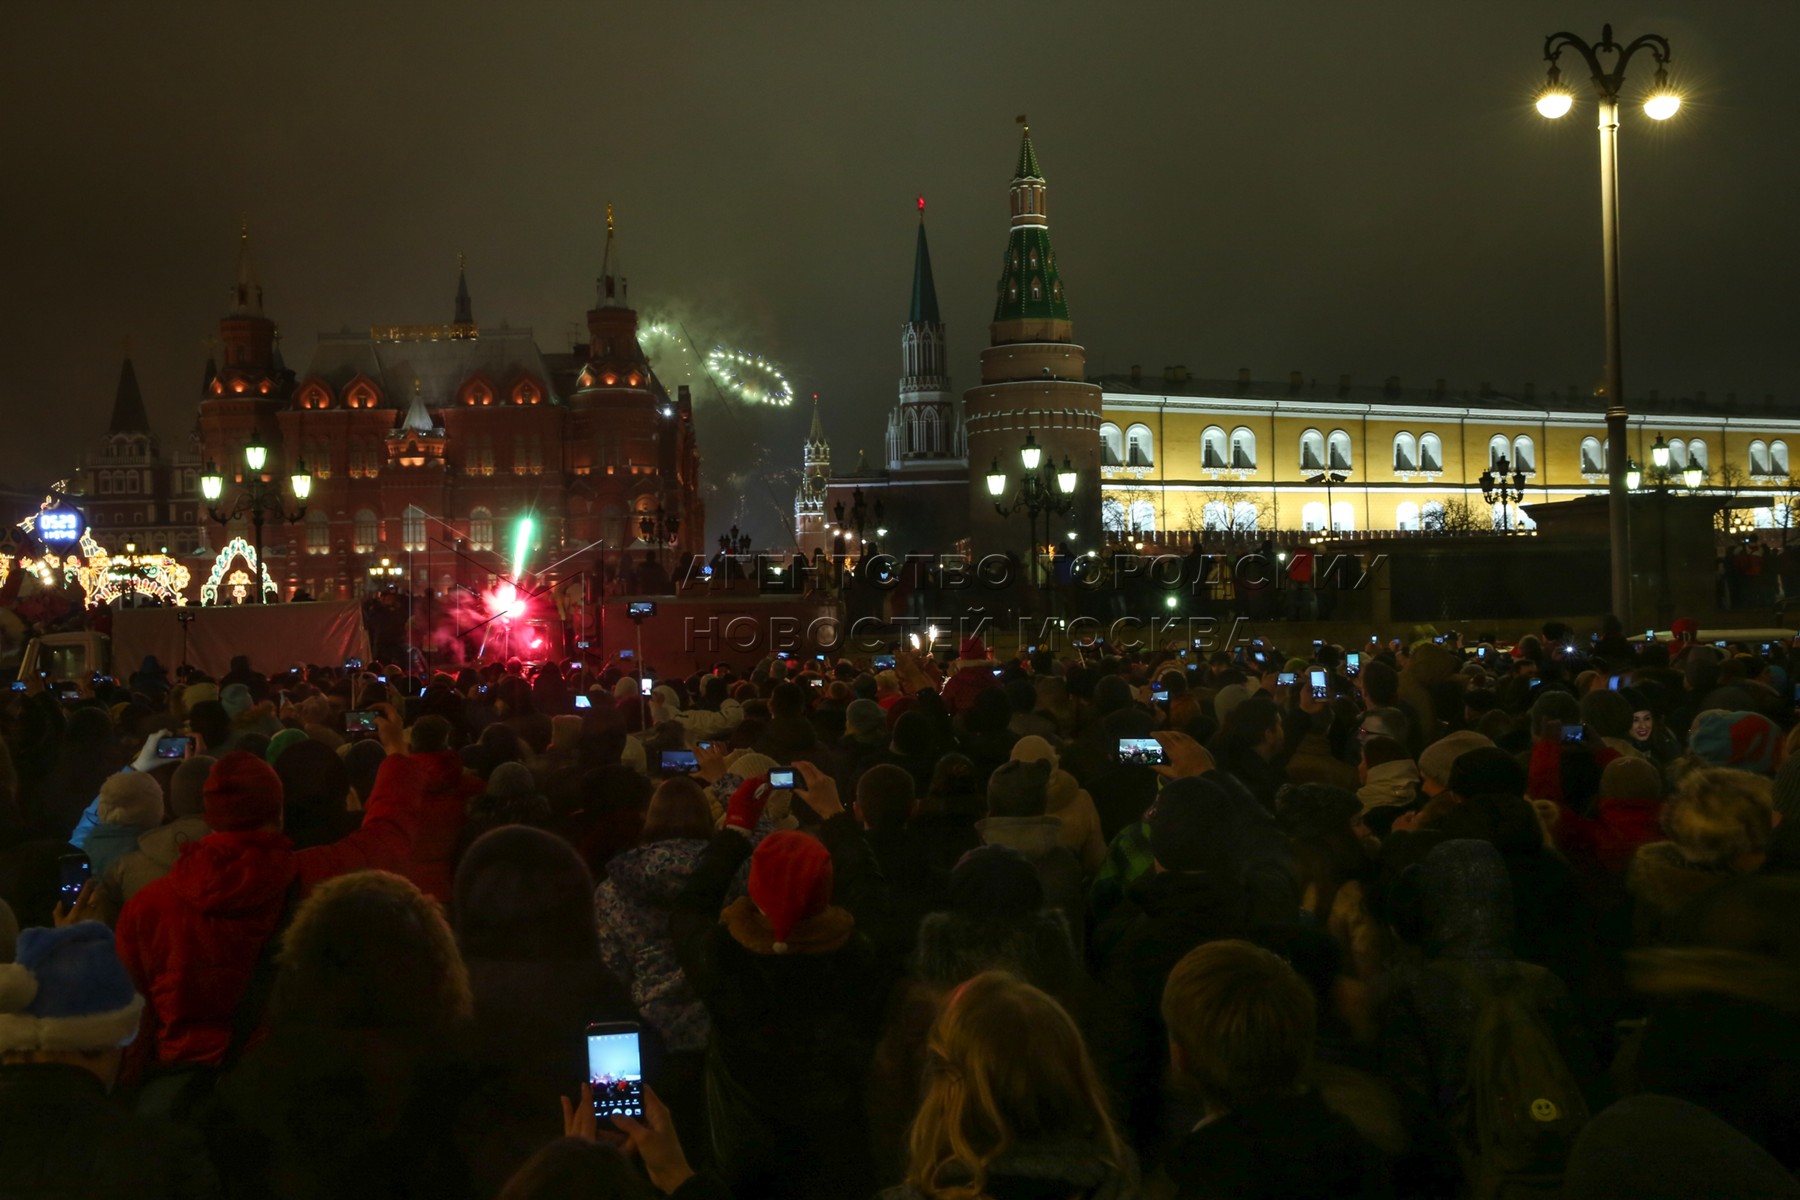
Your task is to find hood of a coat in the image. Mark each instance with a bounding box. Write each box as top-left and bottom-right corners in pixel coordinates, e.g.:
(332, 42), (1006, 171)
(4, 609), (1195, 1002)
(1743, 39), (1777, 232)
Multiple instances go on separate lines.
(1042, 767), (1083, 814)
(976, 814), (1065, 857)
(166, 828), (297, 916)
(603, 838), (708, 904)
(133, 815), (213, 871)
(1418, 837), (1514, 961)
(1628, 840), (1737, 915)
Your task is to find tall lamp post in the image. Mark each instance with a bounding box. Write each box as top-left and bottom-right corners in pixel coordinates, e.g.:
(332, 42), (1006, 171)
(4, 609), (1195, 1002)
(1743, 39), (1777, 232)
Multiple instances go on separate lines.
(1534, 23), (1681, 621)
(987, 432), (1078, 588)
(638, 504), (681, 577)
(200, 441), (311, 604)
(1627, 433), (1705, 629)
(1306, 472), (1347, 537)
(1479, 455), (1528, 533)
(833, 488), (885, 566)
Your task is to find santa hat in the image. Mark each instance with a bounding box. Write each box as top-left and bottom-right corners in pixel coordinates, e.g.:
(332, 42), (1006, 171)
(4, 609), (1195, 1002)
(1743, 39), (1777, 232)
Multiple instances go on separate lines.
(747, 831), (833, 953)
(204, 750), (285, 832)
(959, 635), (987, 660)
(97, 771), (164, 827)
(0, 923), (143, 1053)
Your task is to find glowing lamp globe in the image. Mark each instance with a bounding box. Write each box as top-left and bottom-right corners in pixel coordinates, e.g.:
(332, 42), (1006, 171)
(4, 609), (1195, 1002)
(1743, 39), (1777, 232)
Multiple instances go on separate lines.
(1651, 435), (1669, 470)
(200, 462), (223, 502)
(1536, 87), (1574, 119)
(244, 442), (268, 473)
(1019, 433), (1042, 471)
(1626, 462), (1643, 491)
(1683, 465), (1704, 489)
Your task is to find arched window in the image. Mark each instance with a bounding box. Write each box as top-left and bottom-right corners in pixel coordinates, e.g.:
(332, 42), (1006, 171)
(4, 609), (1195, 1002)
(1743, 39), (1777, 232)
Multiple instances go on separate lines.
(1102, 497), (1126, 532)
(1667, 438), (1687, 469)
(1421, 501), (1447, 530)
(97, 473), (110, 494)
(1688, 440), (1708, 472)
(1331, 501), (1356, 532)
(1202, 501), (1230, 530)
(1419, 433), (1443, 472)
(1231, 502), (1259, 531)
(1395, 500), (1420, 531)
(1489, 434), (1511, 469)
(1201, 426), (1228, 470)
(1393, 432), (1417, 472)
(1512, 436), (1536, 474)
(1300, 501), (1328, 532)
(352, 509), (378, 553)
(1125, 423), (1153, 467)
(1749, 440), (1770, 476)
(402, 505), (427, 551)
(469, 506), (494, 552)
(305, 510), (330, 555)
(1580, 436), (1605, 474)
(1129, 500), (1157, 532)
(1098, 423), (1123, 468)
(125, 471), (140, 494)
(1230, 427), (1256, 470)
(1774, 440), (1789, 475)
(1328, 430), (1353, 472)
(1300, 429), (1325, 472)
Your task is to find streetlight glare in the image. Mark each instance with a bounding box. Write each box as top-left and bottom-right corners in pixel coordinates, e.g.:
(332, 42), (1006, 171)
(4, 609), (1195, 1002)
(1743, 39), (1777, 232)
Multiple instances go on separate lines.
(1536, 88), (1574, 119)
(1644, 90), (1681, 120)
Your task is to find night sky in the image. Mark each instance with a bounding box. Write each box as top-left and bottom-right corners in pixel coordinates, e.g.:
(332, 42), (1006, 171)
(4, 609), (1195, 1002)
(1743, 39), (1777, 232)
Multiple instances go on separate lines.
(4, 1), (1797, 545)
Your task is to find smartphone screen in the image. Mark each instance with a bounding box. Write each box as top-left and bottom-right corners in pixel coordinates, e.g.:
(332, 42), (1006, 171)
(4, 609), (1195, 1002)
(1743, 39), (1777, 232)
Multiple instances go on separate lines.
(873, 655), (896, 670)
(1276, 671), (1298, 687)
(767, 767), (797, 789)
(155, 735), (193, 759)
(574, 694), (592, 709)
(618, 649), (634, 660)
(1150, 683), (1168, 701)
(639, 677), (654, 697)
(809, 678), (823, 689)
(344, 710), (377, 733)
(1608, 675), (1622, 690)
(58, 852), (91, 903)
(1117, 737), (1168, 766)
(1562, 725), (1586, 743)
(661, 749), (699, 774)
(1308, 669), (1328, 700)
(586, 1022), (644, 1120)
(1345, 652), (1361, 676)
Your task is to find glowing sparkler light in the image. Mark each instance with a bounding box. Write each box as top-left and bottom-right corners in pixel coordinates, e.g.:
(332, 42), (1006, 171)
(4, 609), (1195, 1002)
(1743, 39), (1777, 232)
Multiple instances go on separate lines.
(705, 345), (795, 406)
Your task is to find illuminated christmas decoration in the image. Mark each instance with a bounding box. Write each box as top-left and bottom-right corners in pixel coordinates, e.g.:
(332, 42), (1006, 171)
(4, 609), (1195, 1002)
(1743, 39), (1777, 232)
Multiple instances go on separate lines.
(705, 345), (795, 407)
(200, 537), (278, 605)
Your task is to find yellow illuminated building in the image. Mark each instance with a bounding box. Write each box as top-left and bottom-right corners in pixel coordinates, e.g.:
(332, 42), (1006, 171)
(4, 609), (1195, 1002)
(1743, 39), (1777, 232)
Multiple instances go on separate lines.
(1096, 371), (1800, 535)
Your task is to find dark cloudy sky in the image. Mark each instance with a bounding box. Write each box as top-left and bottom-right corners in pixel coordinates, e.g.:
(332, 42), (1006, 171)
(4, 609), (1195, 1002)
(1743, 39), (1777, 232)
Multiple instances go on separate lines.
(3, 1), (1796, 544)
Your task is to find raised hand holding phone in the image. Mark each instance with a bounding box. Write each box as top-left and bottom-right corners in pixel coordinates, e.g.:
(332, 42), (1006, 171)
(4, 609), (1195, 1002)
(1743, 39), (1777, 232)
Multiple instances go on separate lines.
(790, 760), (844, 821)
(1151, 730), (1216, 781)
(609, 1085), (696, 1195)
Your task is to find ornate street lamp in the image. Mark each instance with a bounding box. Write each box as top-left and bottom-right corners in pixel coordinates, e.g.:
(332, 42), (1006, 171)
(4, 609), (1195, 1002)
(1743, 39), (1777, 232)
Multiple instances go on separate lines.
(200, 440), (310, 603)
(990, 432), (1078, 588)
(1479, 456), (1528, 533)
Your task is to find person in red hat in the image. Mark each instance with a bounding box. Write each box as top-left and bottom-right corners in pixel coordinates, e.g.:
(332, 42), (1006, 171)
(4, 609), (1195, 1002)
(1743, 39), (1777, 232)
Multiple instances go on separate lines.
(669, 761), (891, 1200)
(939, 633), (1000, 718)
(113, 704), (427, 1077)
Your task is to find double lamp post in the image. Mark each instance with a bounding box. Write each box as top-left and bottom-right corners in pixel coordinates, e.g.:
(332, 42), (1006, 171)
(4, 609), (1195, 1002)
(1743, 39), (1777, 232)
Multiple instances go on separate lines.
(201, 441), (311, 604)
(988, 432), (1078, 588)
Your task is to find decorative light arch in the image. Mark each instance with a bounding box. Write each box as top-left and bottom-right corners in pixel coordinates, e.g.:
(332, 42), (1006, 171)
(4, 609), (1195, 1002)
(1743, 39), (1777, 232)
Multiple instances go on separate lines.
(200, 537), (278, 604)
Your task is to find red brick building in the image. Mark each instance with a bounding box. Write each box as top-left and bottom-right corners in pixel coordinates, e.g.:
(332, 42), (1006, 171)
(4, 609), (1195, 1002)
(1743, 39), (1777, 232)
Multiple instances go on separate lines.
(188, 223), (703, 602)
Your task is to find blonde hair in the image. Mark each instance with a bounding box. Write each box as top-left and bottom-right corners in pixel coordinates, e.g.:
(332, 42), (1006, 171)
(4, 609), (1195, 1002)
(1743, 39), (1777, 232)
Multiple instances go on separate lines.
(1663, 767), (1775, 865)
(904, 971), (1127, 1200)
(642, 777), (714, 843)
(1161, 940), (1316, 1112)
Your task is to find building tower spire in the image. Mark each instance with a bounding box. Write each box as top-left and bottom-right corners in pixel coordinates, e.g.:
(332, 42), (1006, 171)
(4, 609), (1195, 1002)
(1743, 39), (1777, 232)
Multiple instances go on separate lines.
(598, 203), (619, 306)
(232, 219), (264, 315)
(887, 196), (961, 469)
(108, 353), (152, 435)
(990, 116), (1070, 339)
(910, 196), (940, 325)
(795, 393), (831, 556)
(454, 252), (473, 325)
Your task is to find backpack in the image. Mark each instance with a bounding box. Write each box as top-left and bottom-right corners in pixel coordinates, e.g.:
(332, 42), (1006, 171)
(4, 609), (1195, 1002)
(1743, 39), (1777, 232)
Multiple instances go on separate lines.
(1435, 961), (1589, 1200)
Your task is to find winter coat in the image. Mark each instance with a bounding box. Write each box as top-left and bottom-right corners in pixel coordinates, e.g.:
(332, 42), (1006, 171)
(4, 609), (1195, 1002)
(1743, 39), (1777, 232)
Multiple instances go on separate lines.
(665, 697), (744, 740)
(595, 838), (711, 1052)
(879, 1138), (1141, 1200)
(975, 815), (1088, 955)
(1553, 793), (1663, 875)
(913, 906), (1083, 1003)
(83, 819), (158, 879)
(1045, 767), (1107, 875)
(1378, 839), (1596, 1115)
(671, 820), (893, 1200)
(1090, 869), (1265, 1153)
(114, 754), (426, 1068)
(1358, 760), (1421, 813)
(398, 750), (480, 903)
(95, 816), (212, 925)
(1161, 1088), (1393, 1199)
(940, 660), (1000, 718)
(0, 1062), (218, 1199)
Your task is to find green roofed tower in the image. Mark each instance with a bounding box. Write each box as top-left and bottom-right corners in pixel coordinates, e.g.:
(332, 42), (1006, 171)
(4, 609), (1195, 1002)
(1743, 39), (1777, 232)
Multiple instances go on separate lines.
(991, 123), (1071, 333)
(963, 119), (1102, 556)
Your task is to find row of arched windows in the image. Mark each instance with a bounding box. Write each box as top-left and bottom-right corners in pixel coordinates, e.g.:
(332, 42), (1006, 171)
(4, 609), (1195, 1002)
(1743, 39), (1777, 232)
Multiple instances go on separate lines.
(310, 507), (498, 556)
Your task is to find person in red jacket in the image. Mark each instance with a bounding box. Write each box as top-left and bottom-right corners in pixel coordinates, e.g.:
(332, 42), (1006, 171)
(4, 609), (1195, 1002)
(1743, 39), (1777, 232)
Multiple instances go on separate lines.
(397, 714), (481, 903)
(114, 704), (424, 1070)
(939, 636), (999, 718)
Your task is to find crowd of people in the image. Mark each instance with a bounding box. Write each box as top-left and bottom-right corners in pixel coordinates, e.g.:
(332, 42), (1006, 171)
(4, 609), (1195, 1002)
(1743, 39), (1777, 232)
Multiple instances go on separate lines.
(0, 620), (1798, 1198)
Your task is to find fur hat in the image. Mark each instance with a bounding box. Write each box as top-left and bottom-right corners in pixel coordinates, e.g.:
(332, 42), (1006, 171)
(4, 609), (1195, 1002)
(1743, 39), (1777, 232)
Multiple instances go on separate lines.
(0, 923), (143, 1053)
(1419, 730), (1496, 788)
(1601, 756), (1663, 802)
(747, 830), (833, 952)
(549, 714), (584, 750)
(1689, 711), (1783, 777)
(220, 683), (254, 719)
(486, 761), (539, 801)
(97, 771), (163, 827)
(204, 751), (284, 832)
(1009, 735), (1059, 767)
(181, 682), (219, 710)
